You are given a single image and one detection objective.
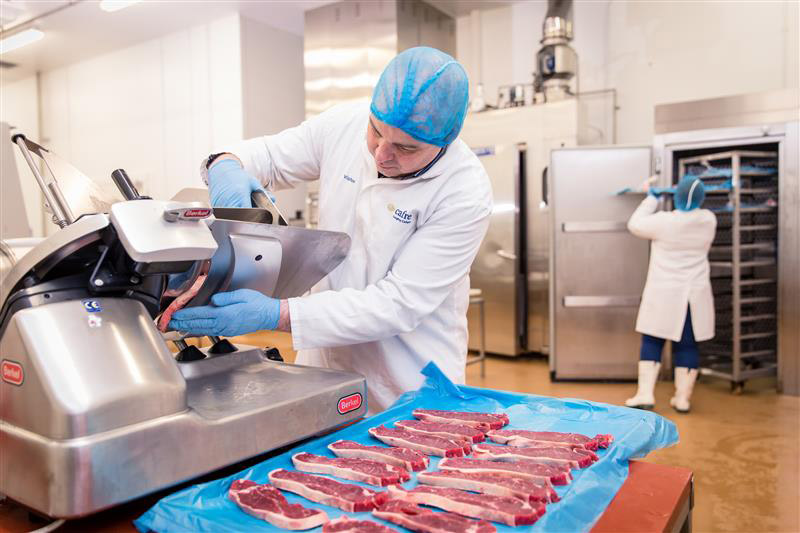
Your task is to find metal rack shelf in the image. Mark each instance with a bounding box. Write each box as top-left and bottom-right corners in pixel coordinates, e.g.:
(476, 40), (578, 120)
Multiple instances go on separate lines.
(740, 188), (775, 194)
(739, 278), (776, 287)
(740, 332), (776, 341)
(711, 243), (775, 253)
(739, 313), (776, 323)
(739, 224), (777, 232)
(710, 259), (776, 268)
(680, 149), (779, 392)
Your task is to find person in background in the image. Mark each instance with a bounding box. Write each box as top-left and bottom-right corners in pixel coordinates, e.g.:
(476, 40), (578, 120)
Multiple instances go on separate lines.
(168, 47), (492, 413)
(625, 175), (717, 413)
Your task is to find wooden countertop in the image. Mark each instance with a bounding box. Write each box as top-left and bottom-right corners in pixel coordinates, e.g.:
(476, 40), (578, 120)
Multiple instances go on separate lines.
(0, 460), (692, 532)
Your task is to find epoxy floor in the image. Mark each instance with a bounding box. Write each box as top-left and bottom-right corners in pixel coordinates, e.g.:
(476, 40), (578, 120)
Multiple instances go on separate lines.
(242, 331), (800, 533)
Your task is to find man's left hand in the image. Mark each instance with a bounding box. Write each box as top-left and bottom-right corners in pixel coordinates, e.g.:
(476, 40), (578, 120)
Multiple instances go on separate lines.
(169, 289), (280, 337)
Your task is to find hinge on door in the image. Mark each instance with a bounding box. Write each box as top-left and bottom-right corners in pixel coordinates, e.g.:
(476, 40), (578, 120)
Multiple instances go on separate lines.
(654, 155), (662, 174)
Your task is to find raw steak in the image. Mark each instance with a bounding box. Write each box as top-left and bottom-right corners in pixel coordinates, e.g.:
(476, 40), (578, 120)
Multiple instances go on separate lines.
(396, 420), (485, 443)
(439, 458), (572, 485)
(473, 443), (597, 468)
(228, 479), (328, 530)
(486, 430), (613, 451)
(328, 440), (429, 472)
(158, 271), (208, 332)
(416, 470), (559, 504)
(386, 485), (544, 527)
(322, 516), (399, 532)
(373, 499), (496, 533)
(292, 453), (410, 486)
(412, 409), (509, 431)
(268, 469), (388, 512)
(369, 426), (469, 457)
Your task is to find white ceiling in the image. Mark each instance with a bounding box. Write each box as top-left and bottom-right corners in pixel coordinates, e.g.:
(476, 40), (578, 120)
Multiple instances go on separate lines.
(0, 0), (512, 84)
(0, 0), (332, 83)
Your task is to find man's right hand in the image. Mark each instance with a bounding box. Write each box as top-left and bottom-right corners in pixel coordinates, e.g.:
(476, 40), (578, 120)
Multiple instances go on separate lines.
(207, 158), (264, 208)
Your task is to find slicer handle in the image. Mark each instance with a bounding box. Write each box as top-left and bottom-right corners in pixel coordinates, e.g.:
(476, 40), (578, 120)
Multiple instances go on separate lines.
(111, 169), (142, 201)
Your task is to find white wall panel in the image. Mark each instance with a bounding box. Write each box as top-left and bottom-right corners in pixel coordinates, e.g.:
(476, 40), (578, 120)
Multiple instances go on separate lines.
(12, 13), (244, 234)
(0, 75), (41, 235)
(66, 39), (165, 199)
(240, 15), (306, 220)
(208, 16), (244, 151)
(605, 0), (794, 143)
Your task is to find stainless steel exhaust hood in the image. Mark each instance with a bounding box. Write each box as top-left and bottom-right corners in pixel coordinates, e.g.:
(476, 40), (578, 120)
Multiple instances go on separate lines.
(304, 0), (456, 117)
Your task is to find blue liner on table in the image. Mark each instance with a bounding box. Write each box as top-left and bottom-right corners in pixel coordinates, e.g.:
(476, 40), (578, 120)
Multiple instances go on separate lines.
(135, 362), (678, 533)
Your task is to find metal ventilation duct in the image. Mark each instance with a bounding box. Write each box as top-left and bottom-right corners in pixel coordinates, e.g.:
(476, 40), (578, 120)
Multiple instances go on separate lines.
(535, 0), (577, 101)
(304, 0), (456, 118)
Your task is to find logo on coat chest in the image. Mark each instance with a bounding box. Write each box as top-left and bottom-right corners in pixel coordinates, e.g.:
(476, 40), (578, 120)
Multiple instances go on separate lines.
(386, 203), (414, 224)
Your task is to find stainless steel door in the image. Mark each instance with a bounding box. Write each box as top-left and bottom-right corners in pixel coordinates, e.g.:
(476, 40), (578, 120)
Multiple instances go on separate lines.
(467, 144), (524, 355)
(550, 146), (652, 379)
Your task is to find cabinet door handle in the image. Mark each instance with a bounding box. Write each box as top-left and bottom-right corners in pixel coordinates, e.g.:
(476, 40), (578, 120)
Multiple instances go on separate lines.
(496, 250), (517, 260)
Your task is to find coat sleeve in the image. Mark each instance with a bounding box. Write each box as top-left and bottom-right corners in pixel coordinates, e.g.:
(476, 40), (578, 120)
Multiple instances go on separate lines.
(287, 195), (492, 350)
(220, 105), (351, 191)
(627, 195), (669, 240)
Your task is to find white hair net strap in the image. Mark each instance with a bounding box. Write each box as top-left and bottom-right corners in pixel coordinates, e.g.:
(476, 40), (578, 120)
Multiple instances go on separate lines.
(675, 175), (706, 211)
(370, 46), (470, 147)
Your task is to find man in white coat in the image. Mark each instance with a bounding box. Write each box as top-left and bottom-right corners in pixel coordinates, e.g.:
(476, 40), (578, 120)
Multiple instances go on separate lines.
(625, 175), (717, 413)
(169, 47), (492, 413)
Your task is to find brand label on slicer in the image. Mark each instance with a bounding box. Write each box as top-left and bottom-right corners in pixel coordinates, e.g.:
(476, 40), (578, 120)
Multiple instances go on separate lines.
(337, 392), (363, 415)
(1, 360), (24, 386)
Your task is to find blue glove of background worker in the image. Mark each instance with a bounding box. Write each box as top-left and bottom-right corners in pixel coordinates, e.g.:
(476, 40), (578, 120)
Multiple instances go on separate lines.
(168, 289), (280, 337)
(208, 159), (264, 208)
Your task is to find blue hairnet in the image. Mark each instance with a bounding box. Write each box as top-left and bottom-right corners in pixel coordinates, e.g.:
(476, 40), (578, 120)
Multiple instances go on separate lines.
(675, 175), (706, 211)
(370, 46), (469, 147)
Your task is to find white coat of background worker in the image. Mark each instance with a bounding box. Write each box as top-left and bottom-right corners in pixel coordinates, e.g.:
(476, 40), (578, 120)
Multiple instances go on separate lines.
(168, 47), (493, 412)
(625, 175), (717, 413)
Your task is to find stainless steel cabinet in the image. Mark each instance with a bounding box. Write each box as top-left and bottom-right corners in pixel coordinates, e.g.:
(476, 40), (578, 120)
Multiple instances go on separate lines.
(461, 102), (579, 356)
(467, 144), (525, 355)
(549, 146), (652, 379)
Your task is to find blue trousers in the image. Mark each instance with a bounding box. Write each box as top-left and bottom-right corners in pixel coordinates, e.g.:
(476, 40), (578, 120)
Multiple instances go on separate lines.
(640, 309), (699, 369)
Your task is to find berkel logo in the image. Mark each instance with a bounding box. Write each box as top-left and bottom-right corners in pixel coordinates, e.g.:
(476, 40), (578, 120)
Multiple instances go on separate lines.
(337, 392), (363, 415)
(1, 359), (24, 386)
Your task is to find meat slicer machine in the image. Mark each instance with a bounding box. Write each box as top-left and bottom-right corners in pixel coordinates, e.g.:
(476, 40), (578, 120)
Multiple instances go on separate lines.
(0, 135), (367, 518)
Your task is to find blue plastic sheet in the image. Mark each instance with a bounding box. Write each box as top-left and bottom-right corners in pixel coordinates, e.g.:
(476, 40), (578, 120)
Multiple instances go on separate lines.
(135, 363), (678, 533)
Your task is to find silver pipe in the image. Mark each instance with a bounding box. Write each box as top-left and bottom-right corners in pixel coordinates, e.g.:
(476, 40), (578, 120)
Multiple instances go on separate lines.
(48, 182), (75, 225)
(13, 135), (71, 228)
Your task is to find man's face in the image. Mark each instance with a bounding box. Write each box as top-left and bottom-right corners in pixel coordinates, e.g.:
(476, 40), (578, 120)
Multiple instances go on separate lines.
(367, 115), (441, 177)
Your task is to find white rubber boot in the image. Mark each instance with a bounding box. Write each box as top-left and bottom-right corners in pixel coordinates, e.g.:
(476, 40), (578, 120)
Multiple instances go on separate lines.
(670, 367), (698, 413)
(625, 361), (661, 409)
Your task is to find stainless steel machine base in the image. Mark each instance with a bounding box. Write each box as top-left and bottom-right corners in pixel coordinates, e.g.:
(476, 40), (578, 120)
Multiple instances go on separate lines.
(1, 347), (366, 519)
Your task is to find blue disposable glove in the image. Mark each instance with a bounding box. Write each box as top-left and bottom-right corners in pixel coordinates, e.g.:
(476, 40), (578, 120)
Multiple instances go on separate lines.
(168, 289), (280, 337)
(648, 186), (674, 198)
(208, 159), (264, 208)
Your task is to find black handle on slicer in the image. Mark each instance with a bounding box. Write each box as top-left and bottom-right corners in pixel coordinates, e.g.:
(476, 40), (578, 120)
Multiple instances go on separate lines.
(111, 169), (142, 200)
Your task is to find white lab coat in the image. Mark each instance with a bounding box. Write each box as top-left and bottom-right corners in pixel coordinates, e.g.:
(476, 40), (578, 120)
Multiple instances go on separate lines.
(224, 102), (492, 412)
(627, 196), (717, 342)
